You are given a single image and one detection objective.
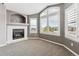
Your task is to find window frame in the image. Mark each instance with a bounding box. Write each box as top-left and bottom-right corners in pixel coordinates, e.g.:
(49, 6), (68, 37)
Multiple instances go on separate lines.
(29, 18), (38, 33)
(40, 7), (60, 36)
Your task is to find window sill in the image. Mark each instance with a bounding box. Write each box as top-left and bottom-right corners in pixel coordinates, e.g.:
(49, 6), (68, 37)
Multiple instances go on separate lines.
(40, 32), (60, 36)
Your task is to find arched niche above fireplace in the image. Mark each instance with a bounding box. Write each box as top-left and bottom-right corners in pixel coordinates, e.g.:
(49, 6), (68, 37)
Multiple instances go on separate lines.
(10, 14), (26, 24)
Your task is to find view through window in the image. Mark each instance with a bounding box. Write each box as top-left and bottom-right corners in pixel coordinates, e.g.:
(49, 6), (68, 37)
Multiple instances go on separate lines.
(40, 7), (60, 35)
(30, 18), (37, 33)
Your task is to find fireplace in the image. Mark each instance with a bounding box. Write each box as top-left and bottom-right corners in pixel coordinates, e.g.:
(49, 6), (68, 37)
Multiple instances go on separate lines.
(13, 29), (24, 40)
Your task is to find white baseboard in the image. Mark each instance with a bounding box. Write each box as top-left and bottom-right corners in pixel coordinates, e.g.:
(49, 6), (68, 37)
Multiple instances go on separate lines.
(28, 37), (39, 39)
(7, 38), (27, 44)
(0, 43), (7, 47)
(39, 38), (79, 56)
(0, 39), (28, 47)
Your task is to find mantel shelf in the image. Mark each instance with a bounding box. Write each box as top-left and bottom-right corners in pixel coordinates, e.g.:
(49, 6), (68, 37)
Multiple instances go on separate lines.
(7, 23), (29, 26)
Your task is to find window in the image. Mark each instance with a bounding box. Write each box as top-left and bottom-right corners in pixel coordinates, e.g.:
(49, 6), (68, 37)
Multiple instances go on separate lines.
(40, 9), (48, 34)
(40, 7), (60, 35)
(40, 17), (47, 33)
(65, 4), (78, 42)
(30, 18), (37, 33)
(48, 11), (60, 35)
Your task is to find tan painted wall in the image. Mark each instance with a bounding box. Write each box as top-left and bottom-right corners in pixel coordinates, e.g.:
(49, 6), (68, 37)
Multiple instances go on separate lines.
(0, 4), (6, 45)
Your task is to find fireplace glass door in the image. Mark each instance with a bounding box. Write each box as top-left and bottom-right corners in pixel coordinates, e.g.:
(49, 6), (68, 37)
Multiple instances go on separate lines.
(13, 29), (24, 40)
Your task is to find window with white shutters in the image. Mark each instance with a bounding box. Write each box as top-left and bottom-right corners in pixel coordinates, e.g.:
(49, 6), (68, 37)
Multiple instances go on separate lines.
(65, 4), (78, 42)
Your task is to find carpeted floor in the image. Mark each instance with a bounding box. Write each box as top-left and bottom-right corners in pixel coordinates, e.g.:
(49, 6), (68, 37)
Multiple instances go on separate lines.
(0, 39), (74, 56)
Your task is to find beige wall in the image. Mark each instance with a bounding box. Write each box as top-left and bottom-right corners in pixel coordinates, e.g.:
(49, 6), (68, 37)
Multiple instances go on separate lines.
(0, 4), (6, 45)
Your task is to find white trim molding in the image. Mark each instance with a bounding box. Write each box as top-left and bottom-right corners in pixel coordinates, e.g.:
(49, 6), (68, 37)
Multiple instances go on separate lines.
(28, 37), (39, 40)
(6, 25), (27, 44)
(0, 43), (7, 47)
(39, 38), (79, 56)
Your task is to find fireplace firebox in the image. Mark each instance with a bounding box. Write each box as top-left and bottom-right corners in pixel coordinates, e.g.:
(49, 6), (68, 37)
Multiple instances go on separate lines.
(13, 29), (24, 40)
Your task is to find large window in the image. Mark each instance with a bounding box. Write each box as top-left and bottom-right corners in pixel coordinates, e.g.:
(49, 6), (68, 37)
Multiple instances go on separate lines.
(40, 17), (47, 33)
(40, 9), (48, 33)
(65, 4), (78, 42)
(30, 18), (37, 33)
(40, 7), (60, 35)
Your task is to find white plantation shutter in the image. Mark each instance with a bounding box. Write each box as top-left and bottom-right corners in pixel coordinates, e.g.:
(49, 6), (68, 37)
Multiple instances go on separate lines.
(65, 4), (79, 42)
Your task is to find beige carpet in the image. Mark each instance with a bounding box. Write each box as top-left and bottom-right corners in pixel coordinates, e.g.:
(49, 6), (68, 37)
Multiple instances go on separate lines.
(0, 39), (74, 56)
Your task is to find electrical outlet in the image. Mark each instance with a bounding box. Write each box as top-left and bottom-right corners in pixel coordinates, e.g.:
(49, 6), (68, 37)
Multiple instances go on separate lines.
(71, 42), (73, 46)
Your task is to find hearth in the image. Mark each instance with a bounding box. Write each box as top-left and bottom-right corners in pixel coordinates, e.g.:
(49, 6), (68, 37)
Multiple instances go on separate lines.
(13, 29), (24, 40)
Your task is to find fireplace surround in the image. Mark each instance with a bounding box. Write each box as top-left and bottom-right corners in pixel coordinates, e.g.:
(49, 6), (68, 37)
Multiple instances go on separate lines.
(7, 25), (27, 44)
(13, 29), (24, 40)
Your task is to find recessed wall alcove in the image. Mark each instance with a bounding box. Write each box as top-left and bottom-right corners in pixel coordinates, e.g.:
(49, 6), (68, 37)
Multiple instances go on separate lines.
(10, 14), (26, 24)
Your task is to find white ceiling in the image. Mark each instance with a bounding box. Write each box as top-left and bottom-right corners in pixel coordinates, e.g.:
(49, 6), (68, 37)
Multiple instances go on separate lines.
(5, 3), (59, 15)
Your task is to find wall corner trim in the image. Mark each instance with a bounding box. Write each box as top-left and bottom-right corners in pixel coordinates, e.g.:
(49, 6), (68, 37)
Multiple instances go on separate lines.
(39, 38), (79, 56)
(0, 43), (7, 47)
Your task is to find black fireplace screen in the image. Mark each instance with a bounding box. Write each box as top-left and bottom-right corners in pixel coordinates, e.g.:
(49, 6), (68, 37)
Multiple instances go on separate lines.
(13, 29), (24, 40)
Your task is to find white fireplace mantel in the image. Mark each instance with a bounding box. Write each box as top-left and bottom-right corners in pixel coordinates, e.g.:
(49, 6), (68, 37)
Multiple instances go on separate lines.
(7, 25), (27, 44)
